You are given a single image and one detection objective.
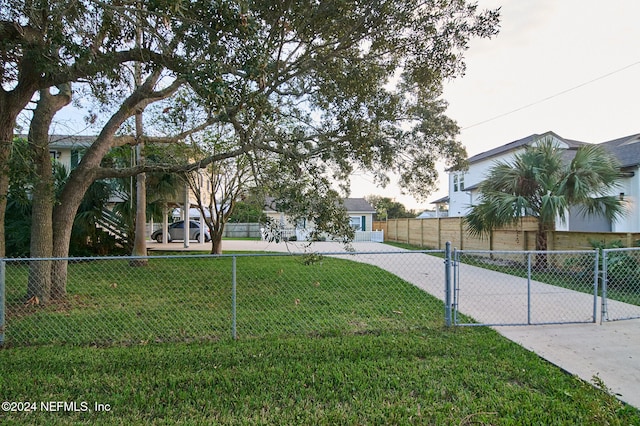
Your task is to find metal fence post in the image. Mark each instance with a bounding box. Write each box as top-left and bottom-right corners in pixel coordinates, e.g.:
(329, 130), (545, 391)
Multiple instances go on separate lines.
(232, 256), (237, 340)
(444, 241), (452, 327)
(527, 252), (532, 325)
(601, 249), (608, 324)
(0, 258), (5, 346)
(593, 249), (599, 323)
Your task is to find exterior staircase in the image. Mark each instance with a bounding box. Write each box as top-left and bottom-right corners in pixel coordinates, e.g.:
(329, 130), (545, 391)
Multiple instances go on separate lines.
(96, 209), (128, 246)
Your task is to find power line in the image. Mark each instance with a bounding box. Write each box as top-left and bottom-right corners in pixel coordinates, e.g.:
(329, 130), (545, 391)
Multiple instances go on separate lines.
(461, 60), (640, 130)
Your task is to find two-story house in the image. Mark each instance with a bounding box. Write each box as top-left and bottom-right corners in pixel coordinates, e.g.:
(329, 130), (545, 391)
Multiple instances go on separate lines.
(43, 134), (215, 241)
(598, 133), (640, 232)
(442, 130), (640, 232)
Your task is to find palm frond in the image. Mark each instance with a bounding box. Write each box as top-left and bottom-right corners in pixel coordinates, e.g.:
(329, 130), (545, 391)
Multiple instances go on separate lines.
(575, 195), (627, 222)
(562, 144), (622, 201)
(540, 193), (568, 224)
(466, 136), (625, 241)
(465, 193), (528, 237)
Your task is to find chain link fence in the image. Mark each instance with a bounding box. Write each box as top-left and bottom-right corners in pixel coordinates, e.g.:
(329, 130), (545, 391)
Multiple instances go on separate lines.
(3, 245), (640, 347)
(0, 251), (445, 348)
(602, 247), (640, 322)
(452, 249), (600, 326)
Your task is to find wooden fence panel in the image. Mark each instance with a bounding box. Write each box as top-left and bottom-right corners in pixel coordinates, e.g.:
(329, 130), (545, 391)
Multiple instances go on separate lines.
(461, 230), (490, 250)
(408, 219), (424, 247)
(422, 219), (440, 248)
(551, 231), (640, 251)
(507, 217), (539, 232)
(396, 219), (410, 243)
(372, 221), (387, 235)
(440, 218), (462, 249)
(379, 216), (640, 251)
(490, 230), (525, 251)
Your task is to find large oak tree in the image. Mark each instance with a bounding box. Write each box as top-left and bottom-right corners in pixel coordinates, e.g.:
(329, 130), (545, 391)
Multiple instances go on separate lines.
(3, 0), (500, 301)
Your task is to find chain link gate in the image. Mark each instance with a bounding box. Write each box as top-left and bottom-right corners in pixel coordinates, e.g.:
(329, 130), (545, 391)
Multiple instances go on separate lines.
(601, 247), (640, 322)
(451, 249), (599, 326)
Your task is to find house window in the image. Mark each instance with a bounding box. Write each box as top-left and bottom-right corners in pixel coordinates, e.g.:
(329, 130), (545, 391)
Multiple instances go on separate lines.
(349, 216), (362, 231)
(453, 173), (465, 192)
(71, 150), (79, 168)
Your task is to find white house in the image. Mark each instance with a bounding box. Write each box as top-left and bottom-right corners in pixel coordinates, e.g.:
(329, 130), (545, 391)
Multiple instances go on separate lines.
(47, 134), (93, 172)
(598, 133), (640, 232)
(441, 130), (640, 232)
(424, 195), (449, 218)
(263, 197), (380, 241)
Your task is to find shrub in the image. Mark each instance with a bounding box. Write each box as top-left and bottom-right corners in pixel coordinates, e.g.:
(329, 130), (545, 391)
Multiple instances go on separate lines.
(590, 239), (640, 291)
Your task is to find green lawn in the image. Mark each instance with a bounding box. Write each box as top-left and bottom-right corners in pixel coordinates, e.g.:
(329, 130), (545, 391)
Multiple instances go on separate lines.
(1, 252), (638, 424)
(2, 331), (637, 425)
(4, 254), (439, 346)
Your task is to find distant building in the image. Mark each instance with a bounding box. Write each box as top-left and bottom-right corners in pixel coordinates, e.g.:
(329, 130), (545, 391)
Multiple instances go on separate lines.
(438, 130), (640, 232)
(264, 197), (381, 241)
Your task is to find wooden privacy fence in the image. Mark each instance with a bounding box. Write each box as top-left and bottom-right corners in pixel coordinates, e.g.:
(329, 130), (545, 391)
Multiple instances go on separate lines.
(373, 217), (640, 251)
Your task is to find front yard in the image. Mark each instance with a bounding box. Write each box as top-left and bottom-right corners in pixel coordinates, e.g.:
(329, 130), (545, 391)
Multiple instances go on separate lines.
(0, 252), (638, 424)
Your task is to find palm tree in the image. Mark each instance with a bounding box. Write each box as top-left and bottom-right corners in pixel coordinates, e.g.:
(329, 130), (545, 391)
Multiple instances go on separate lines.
(465, 138), (625, 257)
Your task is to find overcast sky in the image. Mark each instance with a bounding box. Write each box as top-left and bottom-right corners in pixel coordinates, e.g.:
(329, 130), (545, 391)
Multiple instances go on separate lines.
(352, 0), (640, 211)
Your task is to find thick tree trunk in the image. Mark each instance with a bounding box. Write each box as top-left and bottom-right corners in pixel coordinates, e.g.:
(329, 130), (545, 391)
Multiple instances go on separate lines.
(28, 182), (53, 303)
(50, 89), (142, 296)
(51, 168), (96, 299)
(129, 169), (148, 265)
(27, 101), (54, 303)
(130, 115), (148, 265)
(0, 120), (13, 259)
(129, 42), (148, 266)
(211, 231), (223, 254)
(26, 87), (71, 304)
(535, 220), (551, 270)
(535, 222), (548, 251)
(1, 80), (39, 258)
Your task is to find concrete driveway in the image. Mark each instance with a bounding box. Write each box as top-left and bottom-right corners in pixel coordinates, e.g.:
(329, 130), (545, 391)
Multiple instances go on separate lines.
(148, 239), (640, 409)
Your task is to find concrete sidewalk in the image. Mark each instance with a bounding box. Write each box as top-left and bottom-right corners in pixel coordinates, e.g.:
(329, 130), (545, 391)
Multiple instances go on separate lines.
(495, 320), (640, 408)
(148, 240), (640, 409)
